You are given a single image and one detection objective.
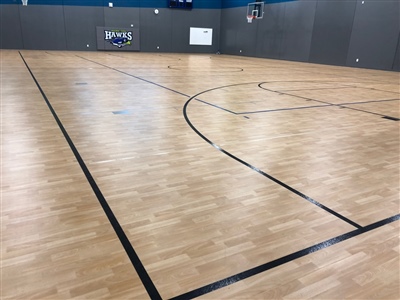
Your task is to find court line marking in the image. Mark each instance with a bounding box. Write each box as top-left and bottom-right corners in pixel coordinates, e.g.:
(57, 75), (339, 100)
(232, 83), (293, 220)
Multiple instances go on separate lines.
(236, 99), (399, 115)
(170, 214), (400, 300)
(215, 54), (397, 85)
(183, 83), (362, 229)
(273, 84), (400, 95)
(167, 65), (244, 72)
(65, 55), (396, 298)
(276, 86), (355, 92)
(237, 104), (333, 114)
(192, 81), (399, 116)
(76, 55), (191, 98)
(194, 98), (238, 114)
(259, 82), (399, 120)
(179, 82), (399, 298)
(74, 55), (366, 231)
(19, 52), (163, 300)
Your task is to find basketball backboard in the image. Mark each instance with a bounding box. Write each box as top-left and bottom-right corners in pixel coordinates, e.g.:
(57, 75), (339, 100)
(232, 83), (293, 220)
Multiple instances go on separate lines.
(247, 2), (264, 23)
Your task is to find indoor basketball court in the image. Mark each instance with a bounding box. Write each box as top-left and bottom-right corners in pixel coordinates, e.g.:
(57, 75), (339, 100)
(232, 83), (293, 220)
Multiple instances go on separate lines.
(1, 0), (399, 299)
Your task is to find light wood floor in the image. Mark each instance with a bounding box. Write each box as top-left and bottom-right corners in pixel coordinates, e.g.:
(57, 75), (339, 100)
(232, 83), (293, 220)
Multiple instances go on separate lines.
(1, 50), (399, 299)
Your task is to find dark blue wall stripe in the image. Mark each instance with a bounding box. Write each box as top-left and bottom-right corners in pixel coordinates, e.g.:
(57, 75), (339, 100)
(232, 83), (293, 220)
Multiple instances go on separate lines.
(63, 0), (105, 6)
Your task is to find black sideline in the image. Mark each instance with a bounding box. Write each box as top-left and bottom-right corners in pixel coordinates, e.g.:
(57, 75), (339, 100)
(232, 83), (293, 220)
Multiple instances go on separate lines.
(19, 52), (162, 300)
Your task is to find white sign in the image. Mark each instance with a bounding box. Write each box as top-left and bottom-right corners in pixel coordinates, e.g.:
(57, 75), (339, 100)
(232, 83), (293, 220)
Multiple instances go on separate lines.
(190, 27), (213, 46)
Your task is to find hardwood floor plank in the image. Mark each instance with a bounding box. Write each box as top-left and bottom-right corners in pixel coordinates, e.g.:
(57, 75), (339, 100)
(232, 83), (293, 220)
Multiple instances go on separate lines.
(1, 50), (398, 299)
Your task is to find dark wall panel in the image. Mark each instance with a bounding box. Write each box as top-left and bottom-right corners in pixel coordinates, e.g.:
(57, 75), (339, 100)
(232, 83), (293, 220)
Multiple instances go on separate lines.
(255, 2), (286, 59)
(0, 5), (23, 49)
(309, 0), (356, 66)
(236, 23), (258, 56)
(393, 33), (400, 71)
(279, 0), (317, 62)
(220, 29), (237, 54)
(220, 7), (258, 56)
(19, 5), (67, 50)
(220, 7), (256, 56)
(104, 7), (140, 28)
(64, 6), (104, 51)
(346, 0), (399, 70)
(220, 8), (240, 54)
(140, 8), (173, 52)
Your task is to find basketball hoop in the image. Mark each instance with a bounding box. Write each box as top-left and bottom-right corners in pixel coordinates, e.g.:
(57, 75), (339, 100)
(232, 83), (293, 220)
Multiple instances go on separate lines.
(21, 0), (28, 5)
(246, 2), (264, 22)
(247, 15), (255, 23)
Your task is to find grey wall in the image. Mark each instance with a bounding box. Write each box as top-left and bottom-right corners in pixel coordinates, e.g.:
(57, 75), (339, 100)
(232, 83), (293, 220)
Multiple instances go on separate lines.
(64, 6), (104, 50)
(138, 8), (220, 53)
(309, 0), (356, 66)
(0, 5), (24, 49)
(393, 33), (400, 71)
(1, 0), (399, 71)
(255, 3), (285, 59)
(19, 5), (67, 50)
(346, 0), (399, 70)
(221, 0), (400, 71)
(0, 5), (220, 53)
(279, 0), (316, 62)
(221, 0), (317, 62)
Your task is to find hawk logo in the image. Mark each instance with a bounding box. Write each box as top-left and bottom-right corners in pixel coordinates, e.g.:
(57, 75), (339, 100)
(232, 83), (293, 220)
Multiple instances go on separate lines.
(104, 30), (133, 48)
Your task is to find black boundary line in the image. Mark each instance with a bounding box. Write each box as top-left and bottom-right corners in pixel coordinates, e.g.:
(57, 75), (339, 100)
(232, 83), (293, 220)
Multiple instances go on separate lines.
(194, 80), (352, 115)
(356, 86), (400, 95)
(170, 214), (400, 300)
(236, 104), (333, 115)
(258, 83), (399, 120)
(194, 99), (237, 115)
(76, 55), (191, 97)
(338, 98), (400, 105)
(278, 84), (400, 96)
(339, 105), (397, 118)
(77, 55), (249, 116)
(237, 98), (400, 115)
(382, 116), (400, 121)
(175, 81), (400, 299)
(22, 53), (398, 300)
(278, 86), (355, 92)
(41, 56), (394, 298)
(183, 84), (362, 229)
(168, 65), (244, 72)
(197, 79), (395, 116)
(18, 52), (162, 300)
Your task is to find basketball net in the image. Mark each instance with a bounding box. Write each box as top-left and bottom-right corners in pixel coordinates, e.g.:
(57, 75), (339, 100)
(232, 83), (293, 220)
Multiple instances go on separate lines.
(22, 0), (28, 5)
(247, 15), (255, 23)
